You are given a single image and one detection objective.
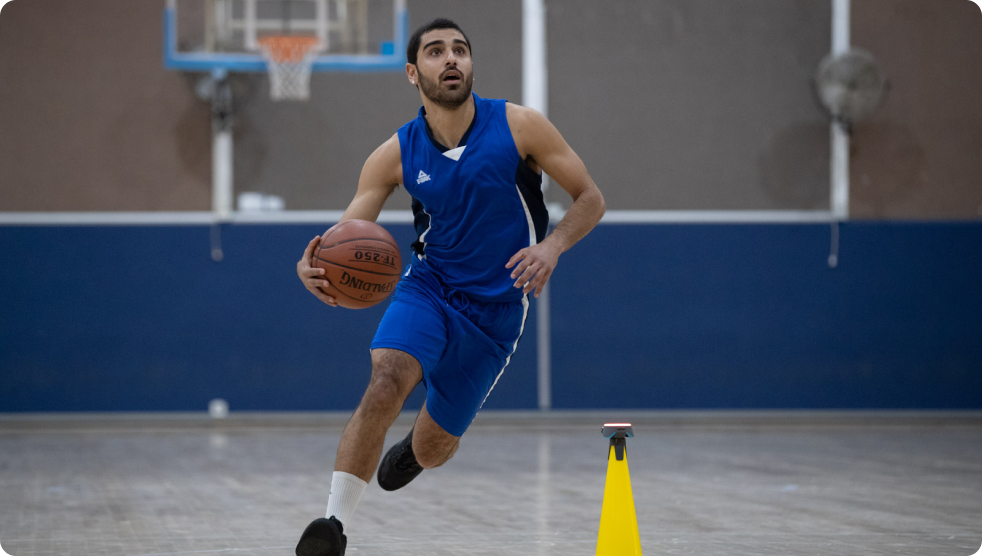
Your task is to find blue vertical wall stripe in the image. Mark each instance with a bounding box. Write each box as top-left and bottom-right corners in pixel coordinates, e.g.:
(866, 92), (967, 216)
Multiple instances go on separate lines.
(0, 222), (979, 412)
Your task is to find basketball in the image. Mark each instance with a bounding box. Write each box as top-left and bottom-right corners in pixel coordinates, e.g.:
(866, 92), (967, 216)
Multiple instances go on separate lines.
(312, 219), (402, 309)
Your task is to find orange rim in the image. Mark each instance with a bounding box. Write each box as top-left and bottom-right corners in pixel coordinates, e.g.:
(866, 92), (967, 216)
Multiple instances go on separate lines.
(257, 36), (321, 63)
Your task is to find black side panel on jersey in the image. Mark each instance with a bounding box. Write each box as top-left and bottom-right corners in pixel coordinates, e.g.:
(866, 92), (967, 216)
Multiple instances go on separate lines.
(411, 196), (430, 258)
(515, 159), (549, 243)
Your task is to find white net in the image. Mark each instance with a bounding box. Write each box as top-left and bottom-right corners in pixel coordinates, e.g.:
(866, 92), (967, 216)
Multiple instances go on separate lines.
(257, 36), (322, 101)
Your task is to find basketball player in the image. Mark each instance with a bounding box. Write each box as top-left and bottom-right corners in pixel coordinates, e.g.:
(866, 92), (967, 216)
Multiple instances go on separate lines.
(294, 18), (605, 556)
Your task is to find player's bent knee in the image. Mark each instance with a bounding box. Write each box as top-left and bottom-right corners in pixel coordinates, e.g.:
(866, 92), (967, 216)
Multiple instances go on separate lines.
(370, 349), (421, 386)
(361, 372), (410, 410)
(364, 350), (421, 402)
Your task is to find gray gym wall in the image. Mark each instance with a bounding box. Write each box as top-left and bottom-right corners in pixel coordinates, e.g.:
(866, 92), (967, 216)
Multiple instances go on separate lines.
(0, 0), (979, 217)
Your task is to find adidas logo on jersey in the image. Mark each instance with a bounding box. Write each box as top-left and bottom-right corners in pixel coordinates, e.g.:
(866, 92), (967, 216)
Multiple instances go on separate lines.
(417, 170), (431, 184)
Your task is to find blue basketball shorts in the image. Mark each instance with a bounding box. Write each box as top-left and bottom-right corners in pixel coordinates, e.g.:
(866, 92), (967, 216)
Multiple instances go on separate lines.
(370, 265), (529, 437)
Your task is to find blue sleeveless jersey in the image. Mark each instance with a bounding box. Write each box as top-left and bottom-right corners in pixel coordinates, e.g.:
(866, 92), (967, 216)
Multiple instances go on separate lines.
(397, 93), (549, 302)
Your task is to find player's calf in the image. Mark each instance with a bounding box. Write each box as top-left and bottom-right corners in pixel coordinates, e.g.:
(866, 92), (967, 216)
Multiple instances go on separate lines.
(377, 402), (460, 490)
(411, 404), (461, 469)
(334, 351), (421, 481)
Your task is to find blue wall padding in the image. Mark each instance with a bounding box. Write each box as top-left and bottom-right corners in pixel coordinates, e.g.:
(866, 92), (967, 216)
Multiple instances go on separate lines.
(551, 222), (982, 409)
(0, 224), (537, 412)
(1, 222), (979, 412)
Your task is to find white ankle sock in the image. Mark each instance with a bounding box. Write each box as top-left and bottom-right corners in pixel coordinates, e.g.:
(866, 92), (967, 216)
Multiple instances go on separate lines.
(325, 471), (368, 526)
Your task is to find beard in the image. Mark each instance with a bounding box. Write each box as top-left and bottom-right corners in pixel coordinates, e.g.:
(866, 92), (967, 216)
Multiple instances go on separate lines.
(417, 67), (474, 109)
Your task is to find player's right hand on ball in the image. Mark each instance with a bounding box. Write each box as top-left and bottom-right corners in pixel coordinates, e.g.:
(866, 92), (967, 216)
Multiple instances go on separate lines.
(297, 236), (338, 308)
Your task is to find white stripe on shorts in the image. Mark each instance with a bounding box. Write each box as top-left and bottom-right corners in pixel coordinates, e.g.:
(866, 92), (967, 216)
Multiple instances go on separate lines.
(479, 294), (530, 408)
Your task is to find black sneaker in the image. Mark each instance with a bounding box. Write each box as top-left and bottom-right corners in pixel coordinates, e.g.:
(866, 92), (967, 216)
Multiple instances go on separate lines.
(376, 428), (424, 491)
(295, 516), (346, 556)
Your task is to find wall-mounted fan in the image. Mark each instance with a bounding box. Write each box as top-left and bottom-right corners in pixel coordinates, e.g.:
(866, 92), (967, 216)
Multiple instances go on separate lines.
(814, 48), (889, 132)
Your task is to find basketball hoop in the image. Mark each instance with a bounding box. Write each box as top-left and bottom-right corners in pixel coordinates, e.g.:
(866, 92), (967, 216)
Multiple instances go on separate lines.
(257, 36), (322, 101)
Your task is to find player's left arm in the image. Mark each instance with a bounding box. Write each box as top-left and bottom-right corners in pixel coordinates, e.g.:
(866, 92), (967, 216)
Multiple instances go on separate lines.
(505, 104), (606, 298)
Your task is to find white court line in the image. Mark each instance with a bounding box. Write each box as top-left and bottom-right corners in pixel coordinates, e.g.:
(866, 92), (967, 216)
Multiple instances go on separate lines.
(0, 210), (835, 226)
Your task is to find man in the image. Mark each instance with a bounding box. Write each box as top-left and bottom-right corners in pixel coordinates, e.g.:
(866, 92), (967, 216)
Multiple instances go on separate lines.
(294, 18), (605, 556)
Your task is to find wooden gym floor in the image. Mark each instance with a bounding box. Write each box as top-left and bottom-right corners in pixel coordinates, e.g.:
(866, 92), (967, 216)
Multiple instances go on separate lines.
(0, 411), (979, 556)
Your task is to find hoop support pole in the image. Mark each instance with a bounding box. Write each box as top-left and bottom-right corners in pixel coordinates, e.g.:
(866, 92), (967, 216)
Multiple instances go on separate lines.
(211, 69), (234, 222)
(213, 129), (233, 221)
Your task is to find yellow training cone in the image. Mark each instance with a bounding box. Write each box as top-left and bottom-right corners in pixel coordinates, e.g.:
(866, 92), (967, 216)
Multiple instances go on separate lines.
(596, 423), (642, 556)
